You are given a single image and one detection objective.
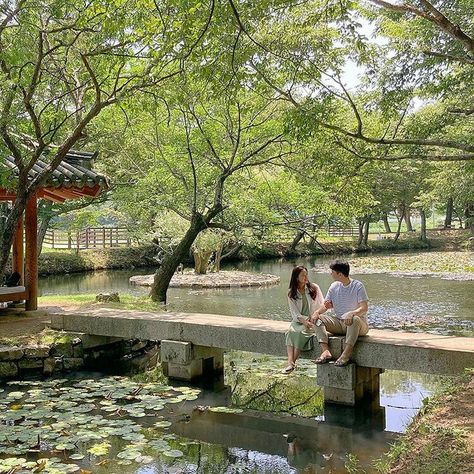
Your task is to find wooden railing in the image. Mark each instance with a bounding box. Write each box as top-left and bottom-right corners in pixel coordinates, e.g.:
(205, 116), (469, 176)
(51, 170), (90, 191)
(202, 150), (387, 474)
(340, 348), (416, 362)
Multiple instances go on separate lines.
(43, 227), (132, 250)
(327, 225), (358, 237)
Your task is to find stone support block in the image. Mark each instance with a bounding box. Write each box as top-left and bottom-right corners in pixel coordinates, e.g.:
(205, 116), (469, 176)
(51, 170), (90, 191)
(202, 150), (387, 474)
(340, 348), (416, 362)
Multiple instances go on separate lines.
(318, 363), (383, 406)
(317, 363), (356, 390)
(0, 346), (24, 361)
(161, 340), (192, 365)
(160, 341), (224, 381)
(24, 345), (50, 358)
(0, 361), (18, 378)
(74, 334), (123, 350)
(166, 359), (203, 381)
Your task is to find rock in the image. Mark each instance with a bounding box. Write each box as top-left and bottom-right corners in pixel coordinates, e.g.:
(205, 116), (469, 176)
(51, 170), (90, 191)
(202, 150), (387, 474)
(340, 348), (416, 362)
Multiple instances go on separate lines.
(43, 357), (63, 375)
(0, 361), (18, 378)
(51, 342), (74, 357)
(73, 345), (84, 358)
(0, 346), (24, 361)
(63, 358), (84, 370)
(23, 345), (50, 358)
(131, 341), (147, 352)
(96, 292), (120, 303)
(18, 358), (43, 370)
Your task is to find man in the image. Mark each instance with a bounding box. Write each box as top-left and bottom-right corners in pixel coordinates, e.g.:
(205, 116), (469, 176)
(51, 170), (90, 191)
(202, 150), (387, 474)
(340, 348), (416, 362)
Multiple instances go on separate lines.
(310, 260), (369, 367)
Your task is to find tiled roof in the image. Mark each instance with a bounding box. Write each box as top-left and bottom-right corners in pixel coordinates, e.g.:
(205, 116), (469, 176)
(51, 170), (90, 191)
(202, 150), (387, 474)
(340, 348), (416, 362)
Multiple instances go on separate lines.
(4, 151), (108, 189)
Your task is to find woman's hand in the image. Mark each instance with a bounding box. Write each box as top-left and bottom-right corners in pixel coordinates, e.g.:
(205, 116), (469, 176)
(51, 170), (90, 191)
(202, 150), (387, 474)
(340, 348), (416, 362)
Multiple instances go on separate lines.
(305, 319), (315, 330)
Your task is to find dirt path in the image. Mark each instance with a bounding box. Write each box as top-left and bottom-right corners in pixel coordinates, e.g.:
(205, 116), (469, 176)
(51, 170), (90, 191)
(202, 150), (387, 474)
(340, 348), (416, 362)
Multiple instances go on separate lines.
(0, 303), (80, 339)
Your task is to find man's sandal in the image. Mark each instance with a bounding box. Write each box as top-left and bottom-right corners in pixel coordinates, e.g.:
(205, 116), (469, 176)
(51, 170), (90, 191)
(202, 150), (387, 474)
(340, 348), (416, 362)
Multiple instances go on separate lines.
(312, 355), (334, 364)
(334, 357), (351, 367)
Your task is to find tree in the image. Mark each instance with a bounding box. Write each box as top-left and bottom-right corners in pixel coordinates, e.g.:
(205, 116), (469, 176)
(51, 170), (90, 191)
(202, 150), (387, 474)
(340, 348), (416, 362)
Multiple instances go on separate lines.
(96, 78), (294, 302)
(0, 0), (214, 274)
(227, 0), (473, 162)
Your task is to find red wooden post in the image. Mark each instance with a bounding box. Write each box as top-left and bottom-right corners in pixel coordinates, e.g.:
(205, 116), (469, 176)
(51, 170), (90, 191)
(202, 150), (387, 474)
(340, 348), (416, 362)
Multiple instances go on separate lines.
(25, 193), (38, 310)
(12, 214), (24, 284)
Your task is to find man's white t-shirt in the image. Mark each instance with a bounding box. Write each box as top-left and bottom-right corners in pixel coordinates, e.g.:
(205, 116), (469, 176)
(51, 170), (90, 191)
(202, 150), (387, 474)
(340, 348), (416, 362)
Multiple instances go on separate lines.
(325, 279), (368, 320)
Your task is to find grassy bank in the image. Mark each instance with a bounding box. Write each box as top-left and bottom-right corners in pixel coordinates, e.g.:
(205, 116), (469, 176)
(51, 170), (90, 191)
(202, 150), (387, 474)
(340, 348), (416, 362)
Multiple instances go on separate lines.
(36, 245), (158, 275)
(375, 371), (473, 474)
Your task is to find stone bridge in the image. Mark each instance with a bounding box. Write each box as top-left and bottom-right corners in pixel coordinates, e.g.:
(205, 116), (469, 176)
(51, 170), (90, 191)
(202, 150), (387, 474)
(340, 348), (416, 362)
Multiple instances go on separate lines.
(51, 309), (474, 406)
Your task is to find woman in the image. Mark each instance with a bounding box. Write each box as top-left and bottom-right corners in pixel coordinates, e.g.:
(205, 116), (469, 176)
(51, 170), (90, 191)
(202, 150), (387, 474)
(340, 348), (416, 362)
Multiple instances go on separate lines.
(283, 265), (323, 373)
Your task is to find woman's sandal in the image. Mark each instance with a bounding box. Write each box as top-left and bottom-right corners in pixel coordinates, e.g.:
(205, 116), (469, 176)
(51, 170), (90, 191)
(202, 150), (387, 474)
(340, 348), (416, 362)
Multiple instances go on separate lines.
(282, 364), (295, 374)
(334, 357), (351, 367)
(312, 354), (334, 364)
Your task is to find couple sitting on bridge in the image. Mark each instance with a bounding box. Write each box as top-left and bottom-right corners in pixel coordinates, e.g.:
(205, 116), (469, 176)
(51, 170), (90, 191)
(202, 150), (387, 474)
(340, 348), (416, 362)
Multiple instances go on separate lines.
(283, 260), (369, 374)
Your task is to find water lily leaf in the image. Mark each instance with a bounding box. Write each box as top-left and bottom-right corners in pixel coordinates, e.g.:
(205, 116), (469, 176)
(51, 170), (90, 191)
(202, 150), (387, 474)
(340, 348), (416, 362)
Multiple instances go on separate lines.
(117, 450), (142, 460)
(6, 392), (24, 400)
(153, 421), (172, 428)
(87, 442), (111, 456)
(148, 439), (170, 451)
(69, 454), (84, 460)
(136, 455), (154, 464)
(163, 449), (183, 458)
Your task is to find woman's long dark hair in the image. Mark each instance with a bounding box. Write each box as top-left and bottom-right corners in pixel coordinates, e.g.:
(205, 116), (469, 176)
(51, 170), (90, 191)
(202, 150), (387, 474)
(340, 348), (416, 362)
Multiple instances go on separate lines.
(288, 265), (318, 300)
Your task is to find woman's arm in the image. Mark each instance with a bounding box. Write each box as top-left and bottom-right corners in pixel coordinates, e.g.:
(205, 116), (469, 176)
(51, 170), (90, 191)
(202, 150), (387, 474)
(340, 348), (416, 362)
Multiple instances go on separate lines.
(288, 296), (309, 324)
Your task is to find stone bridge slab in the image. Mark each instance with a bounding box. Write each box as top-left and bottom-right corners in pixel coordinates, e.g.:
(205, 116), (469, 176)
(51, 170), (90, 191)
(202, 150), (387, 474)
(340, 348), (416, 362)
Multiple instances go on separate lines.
(50, 309), (474, 375)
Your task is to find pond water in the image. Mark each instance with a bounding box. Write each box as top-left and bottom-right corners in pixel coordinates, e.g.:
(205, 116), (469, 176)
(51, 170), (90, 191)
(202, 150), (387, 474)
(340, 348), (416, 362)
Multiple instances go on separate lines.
(3, 252), (468, 473)
(39, 253), (474, 333)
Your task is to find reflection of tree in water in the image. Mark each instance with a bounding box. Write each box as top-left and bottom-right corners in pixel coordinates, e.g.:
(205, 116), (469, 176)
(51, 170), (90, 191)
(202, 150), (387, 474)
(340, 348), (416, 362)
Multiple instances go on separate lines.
(226, 353), (324, 417)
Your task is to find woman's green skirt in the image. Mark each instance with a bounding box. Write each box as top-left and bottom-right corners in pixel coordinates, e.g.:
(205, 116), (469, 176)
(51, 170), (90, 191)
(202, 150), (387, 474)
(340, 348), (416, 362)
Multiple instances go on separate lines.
(285, 321), (314, 351)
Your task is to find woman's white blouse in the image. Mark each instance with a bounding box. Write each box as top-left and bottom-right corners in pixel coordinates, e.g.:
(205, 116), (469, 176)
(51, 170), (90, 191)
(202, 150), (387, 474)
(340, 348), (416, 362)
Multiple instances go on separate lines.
(287, 284), (324, 322)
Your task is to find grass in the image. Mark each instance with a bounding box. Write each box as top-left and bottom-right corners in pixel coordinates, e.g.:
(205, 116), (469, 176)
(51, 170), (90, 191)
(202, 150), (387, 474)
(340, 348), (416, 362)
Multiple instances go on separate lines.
(0, 328), (75, 347)
(373, 371), (473, 474)
(38, 293), (164, 312)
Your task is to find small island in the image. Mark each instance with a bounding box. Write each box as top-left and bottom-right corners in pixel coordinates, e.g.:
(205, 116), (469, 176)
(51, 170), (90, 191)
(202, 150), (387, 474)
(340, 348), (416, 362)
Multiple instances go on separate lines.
(130, 270), (280, 289)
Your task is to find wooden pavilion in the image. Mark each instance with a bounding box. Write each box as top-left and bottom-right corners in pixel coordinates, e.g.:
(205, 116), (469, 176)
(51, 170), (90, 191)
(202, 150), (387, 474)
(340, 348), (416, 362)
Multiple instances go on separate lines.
(0, 151), (108, 310)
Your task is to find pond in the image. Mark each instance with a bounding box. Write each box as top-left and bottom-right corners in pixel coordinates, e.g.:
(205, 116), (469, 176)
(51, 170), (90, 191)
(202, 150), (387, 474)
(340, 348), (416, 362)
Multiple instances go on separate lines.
(2, 252), (467, 473)
(39, 253), (474, 333)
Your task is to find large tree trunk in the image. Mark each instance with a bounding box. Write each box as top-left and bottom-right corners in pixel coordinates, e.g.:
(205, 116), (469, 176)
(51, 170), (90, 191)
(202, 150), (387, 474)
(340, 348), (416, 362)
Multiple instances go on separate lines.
(393, 211), (404, 243)
(382, 212), (392, 233)
(287, 230), (304, 254)
(210, 241), (225, 273)
(419, 209), (427, 242)
(0, 194), (28, 277)
(357, 219), (364, 246)
(193, 248), (212, 274)
(362, 218), (370, 247)
(444, 197), (454, 229)
(150, 214), (208, 303)
(465, 203), (474, 234)
(404, 207), (413, 232)
(37, 201), (54, 256)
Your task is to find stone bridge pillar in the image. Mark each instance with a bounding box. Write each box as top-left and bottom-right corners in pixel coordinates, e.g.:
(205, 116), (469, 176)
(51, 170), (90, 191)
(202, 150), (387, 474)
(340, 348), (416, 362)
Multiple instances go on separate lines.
(317, 363), (383, 406)
(161, 340), (224, 381)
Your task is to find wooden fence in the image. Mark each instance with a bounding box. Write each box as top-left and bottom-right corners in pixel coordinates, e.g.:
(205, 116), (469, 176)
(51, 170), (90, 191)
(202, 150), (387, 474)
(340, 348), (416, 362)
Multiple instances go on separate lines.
(327, 225), (358, 237)
(43, 227), (132, 250)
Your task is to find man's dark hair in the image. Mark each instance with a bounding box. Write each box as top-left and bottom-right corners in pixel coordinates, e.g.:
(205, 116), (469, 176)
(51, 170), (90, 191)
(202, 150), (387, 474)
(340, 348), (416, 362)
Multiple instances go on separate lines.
(329, 260), (350, 277)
